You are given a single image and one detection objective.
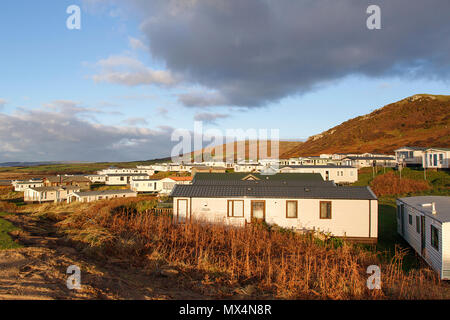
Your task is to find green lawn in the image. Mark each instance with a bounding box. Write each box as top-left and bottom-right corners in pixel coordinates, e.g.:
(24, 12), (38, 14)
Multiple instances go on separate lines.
(375, 197), (422, 270)
(0, 212), (22, 250)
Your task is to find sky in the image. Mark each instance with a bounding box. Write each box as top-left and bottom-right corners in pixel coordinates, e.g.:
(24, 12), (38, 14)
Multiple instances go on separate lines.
(0, 0), (449, 162)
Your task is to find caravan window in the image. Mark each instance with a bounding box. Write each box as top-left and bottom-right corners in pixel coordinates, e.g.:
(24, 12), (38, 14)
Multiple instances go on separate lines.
(286, 201), (298, 218)
(227, 200), (244, 217)
(408, 214), (412, 225)
(431, 225), (439, 251)
(320, 201), (332, 219)
(416, 216), (420, 233)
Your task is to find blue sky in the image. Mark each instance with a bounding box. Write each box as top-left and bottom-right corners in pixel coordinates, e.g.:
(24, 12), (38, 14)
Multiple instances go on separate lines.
(0, 0), (449, 162)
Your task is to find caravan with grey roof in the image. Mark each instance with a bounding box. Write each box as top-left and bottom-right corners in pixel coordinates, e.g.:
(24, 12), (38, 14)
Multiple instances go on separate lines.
(171, 173), (378, 243)
(396, 196), (450, 280)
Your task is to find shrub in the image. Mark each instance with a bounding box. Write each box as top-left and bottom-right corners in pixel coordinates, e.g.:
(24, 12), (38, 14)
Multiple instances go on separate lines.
(370, 172), (431, 197)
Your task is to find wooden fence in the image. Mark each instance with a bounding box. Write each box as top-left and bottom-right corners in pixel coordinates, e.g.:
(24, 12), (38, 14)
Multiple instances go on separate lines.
(143, 208), (173, 215)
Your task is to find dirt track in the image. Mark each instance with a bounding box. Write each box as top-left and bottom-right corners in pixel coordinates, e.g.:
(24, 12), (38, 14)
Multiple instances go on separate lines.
(0, 213), (208, 300)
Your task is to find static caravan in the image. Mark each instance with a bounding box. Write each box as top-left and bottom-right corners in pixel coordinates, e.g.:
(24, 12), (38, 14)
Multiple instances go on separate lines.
(85, 174), (107, 184)
(13, 180), (44, 192)
(395, 147), (426, 167)
(67, 189), (137, 203)
(396, 196), (450, 280)
(105, 173), (149, 185)
(24, 186), (80, 203)
(234, 163), (263, 172)
(342, 156), (396, 168)
(171, 179), (378, 244)
(422, 148), (450, 170)
(130, 179), (161, 193)
(159, 177), (193, 195)
(279, 165), (358, 184)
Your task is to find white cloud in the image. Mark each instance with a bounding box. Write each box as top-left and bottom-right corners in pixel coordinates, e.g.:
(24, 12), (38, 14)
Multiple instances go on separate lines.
(92, 55), (179, 87)
(0, 105), (174, 162)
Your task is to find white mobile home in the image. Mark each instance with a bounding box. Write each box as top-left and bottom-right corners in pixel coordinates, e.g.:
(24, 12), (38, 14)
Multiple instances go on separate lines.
(422, 148), (450, 169)
(395, 147), (426, 167)
(98, 167), (155, 175)
(85, 174), (107, 184)
(342, 156), (396, 168)
(130, 179), (161, 193)
(24, 186), (80, 203)
(234, 163), (264, 172)
(278, 165), (358, 184)
(13, 179), (44, 192)
(171, 178), (378, 244)
(105, 173), (150, 185)
(67, 189), (137, 203)
(396, 196), (450, 280)
(159, 176), (193, 195)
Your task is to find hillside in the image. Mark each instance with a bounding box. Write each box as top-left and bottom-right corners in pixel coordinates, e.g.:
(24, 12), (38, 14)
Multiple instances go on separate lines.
(188, 140), (303, 161)
(282, 94), (450, 158)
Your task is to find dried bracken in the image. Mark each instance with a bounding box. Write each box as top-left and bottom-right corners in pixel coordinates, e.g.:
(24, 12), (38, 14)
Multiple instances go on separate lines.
(370, 172), (431, 197)
(29, 198), (448, 300)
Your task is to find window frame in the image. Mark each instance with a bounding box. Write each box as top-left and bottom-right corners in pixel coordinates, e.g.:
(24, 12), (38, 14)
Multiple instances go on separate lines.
(431, 225), (439, 251)
(416, 216), (420, 234)
(408, 214), (413, 225)
(319, 201), (332, 219)
(286, 200), (298, 219)
(227, 200), (245, 218)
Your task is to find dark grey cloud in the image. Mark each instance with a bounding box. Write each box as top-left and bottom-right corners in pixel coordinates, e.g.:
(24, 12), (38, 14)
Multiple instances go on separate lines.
(194, 112), (230, 124)
(124, 0), (450, 107)
(0, 107), (176, 162)
(178, 91), (227, 108)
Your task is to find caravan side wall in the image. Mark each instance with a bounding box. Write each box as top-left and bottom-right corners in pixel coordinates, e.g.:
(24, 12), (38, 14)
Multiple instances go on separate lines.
(396, 200), (444, 278)
(174, 197), (377, 239)
(442, 222), (450, 280)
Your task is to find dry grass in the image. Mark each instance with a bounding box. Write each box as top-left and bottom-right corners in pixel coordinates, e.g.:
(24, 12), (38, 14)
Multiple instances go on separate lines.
(25, 198), (449, 300)
(370, 172), (432, 197)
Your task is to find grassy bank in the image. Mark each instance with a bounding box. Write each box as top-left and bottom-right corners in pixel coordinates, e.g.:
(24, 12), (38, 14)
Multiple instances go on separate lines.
(0, 212), (22, 250)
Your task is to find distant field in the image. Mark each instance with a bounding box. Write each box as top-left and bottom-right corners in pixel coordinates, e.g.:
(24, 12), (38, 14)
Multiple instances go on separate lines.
(0, 158), (170, 179)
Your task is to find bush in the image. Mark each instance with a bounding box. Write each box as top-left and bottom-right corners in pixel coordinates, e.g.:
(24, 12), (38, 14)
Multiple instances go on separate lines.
(370, 172), (431, 197)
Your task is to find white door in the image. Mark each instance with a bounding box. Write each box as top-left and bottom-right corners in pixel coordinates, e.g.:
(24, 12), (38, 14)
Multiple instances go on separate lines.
(177, 199), (188, 223)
